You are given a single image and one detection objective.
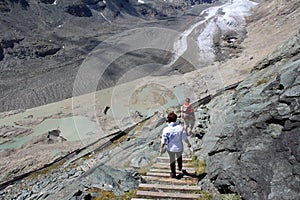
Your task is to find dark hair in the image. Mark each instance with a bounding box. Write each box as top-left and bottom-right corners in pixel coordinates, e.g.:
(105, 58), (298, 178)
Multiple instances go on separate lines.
(167, 112), (177, 123)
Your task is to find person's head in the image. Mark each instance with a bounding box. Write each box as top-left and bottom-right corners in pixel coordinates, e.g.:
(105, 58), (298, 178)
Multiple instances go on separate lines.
(185, 98), (190, 103)
(167, 112), (177, 123)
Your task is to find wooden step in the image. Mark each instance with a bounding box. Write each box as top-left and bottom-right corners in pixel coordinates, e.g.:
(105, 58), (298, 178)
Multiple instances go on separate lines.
(146, 171), (198, 179)
(142, 176), (198, 185)
(153, 163), (193, 169)
(149, 168), (196, 174)
(156, 157), (193, 162)
(138, 183), (201, 192)
(146, 172), (174, 177)
(136, 190), (202, 199)
(146, 172), (195, 177)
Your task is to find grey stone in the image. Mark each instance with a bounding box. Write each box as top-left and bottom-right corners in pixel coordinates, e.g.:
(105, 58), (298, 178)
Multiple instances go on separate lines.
(67, 169), (77, 176)
(59, 173), (70, 180)
(130, 154), (151, 168)
(281, 85), (300, 99)
(73, 171), (83, 177)
(16, 190), (32, 200)
(32, 184), (40, 193)
(81, 165), (139, 196)
(276, 103), (291, 116)
(266, 123), (283, 139)
(41, 179), (51, 188)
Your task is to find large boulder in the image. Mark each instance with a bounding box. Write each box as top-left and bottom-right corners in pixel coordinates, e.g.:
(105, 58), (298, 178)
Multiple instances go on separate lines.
(34, 43), (61, 57)
(65, 4), (93, 17)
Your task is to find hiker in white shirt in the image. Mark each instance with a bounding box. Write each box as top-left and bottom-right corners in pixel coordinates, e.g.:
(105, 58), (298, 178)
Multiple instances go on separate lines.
(160, 112), (191, 178)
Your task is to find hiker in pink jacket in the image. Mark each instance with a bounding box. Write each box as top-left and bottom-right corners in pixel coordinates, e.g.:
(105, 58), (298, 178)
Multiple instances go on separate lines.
(180, 98), (195, 135)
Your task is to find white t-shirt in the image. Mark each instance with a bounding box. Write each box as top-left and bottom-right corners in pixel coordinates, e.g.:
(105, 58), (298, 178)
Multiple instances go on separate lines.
(161, 122), (188, 152)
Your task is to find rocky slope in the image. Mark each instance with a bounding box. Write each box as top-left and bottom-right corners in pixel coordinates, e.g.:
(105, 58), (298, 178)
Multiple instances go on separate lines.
(0, 0), (256, 185)
(195, 1), (300, 199)
(201, 30), (299, 200)
(0, 0), (199, 112)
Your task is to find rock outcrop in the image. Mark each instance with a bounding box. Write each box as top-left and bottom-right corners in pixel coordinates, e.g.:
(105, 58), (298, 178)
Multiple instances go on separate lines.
(203, 30), (300, 200)
(6, 0), (29, 10)
(65, 4), (93, 17)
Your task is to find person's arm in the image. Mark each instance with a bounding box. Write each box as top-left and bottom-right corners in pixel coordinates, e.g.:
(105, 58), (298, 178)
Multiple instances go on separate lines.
(186, 139), (192, 148)
(182, 128), (192, 147)
(159, 143), (165, 156)
(160, 130), (168, 155)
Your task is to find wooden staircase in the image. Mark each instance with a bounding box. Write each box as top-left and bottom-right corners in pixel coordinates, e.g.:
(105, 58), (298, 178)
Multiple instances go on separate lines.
(132, 156), (203, 199)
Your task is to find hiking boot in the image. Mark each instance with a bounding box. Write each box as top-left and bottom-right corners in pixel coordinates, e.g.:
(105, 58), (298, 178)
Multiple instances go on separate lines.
(170, 173), (176, 178)
(182, 169), (187, 175)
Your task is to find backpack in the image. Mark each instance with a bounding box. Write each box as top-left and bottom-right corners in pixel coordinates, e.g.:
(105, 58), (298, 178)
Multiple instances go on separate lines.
(181, 104), (194, 119)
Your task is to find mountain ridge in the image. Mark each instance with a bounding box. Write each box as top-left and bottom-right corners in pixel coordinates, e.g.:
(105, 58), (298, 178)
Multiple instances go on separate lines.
(0, 0), (196, 112)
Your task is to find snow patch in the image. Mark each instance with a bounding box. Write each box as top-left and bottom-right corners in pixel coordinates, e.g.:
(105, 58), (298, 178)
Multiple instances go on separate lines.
(168, 4), (223, 67)
(100, 12), (112, 24)
(197, 0), (258, 61)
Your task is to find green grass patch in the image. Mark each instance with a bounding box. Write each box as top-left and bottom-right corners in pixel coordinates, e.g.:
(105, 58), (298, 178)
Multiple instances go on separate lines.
(88, 188), (137, 200)
(256, 78), (268, 86)
(121, 160), (131, 168)
(220, 194), (241, 200)
(112, 134), (128, 146)
(192, 156), (206, 176)
(121, 190), (137, 199)
(196, 191), (213, 200)
(27, 160), (65, 181)
(137, 162), (153, 176)
(89, 188), (116, 200)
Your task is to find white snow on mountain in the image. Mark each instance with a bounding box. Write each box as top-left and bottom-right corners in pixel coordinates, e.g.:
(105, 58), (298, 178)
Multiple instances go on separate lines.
(197, 0), (258, 61)
(169, 0), (257, 68)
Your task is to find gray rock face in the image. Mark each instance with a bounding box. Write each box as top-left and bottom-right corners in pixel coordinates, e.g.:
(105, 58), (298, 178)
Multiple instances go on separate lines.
(205, 31), (300, 200)
(81, 165), (139, 196)
(0, 114), (164, 200)
(130, 154), (151, 168)
(194, 105), (210, 139)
